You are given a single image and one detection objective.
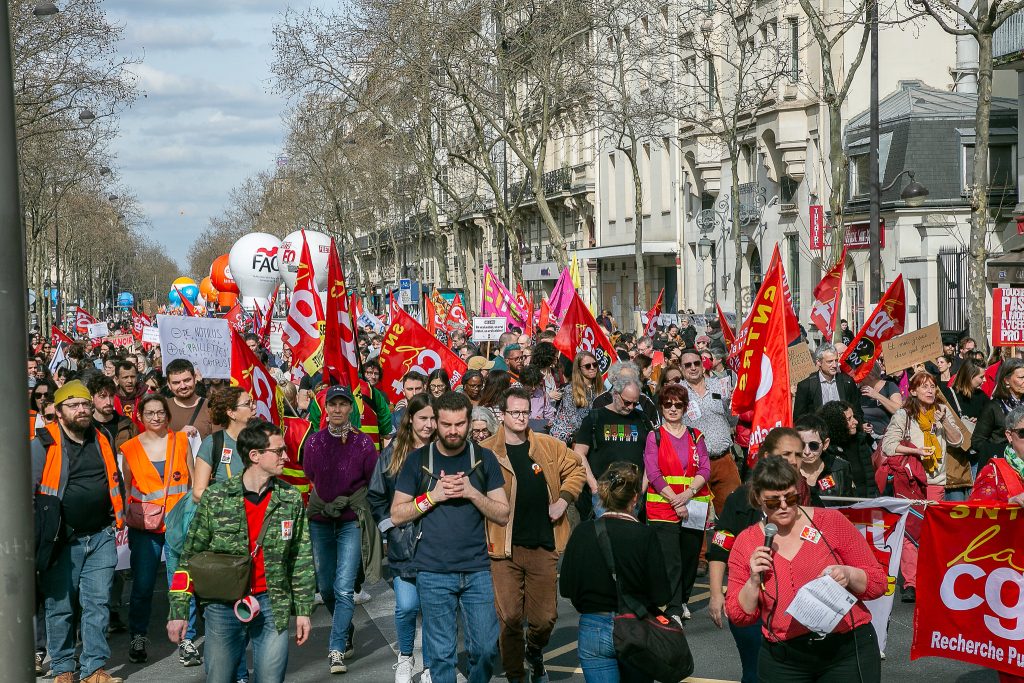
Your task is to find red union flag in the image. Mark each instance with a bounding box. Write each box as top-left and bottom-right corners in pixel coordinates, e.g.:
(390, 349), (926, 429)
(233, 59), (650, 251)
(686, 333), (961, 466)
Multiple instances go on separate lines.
(75, 307), (97, 335)
(52, 325), (74, 347)
(323, 239), (361, 389)
(840, 275), (906, 381)
(642, 288), (664, 338)
(446, 294), (470, 333)
(728, 245), (799, 380)
(130, 309), (151, 341)
(378, 304), (468, 402)
(809, 247), (847, 340)
(911, 502), (1024, 676)
(552, 292), (616, 374)
(230, 330), (282, 425)
(282, 232), (325, 374)
(716, 302), (735, 348)
(809, 205), (825, 250)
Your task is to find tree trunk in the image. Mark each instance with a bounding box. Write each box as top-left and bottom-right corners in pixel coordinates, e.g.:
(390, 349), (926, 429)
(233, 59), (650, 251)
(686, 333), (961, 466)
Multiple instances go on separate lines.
(968, 31), (993, 353)
(427, 202), (450, 287)
(626, 143), (647, 311)
(533, 186), (570, 270)
(731, 162), (744, 319)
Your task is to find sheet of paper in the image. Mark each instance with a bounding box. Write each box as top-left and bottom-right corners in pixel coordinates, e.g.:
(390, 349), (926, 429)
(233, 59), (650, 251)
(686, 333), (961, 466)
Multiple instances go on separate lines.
(680, 499), (709, 530)
(784, 575), (857, 636)
(188, 432), (203, 462)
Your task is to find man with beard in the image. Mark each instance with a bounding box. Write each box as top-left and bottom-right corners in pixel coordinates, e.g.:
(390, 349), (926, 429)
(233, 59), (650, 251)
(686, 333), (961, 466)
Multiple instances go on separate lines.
(113, 361), (146, 430)
(165, 359), (215, 440)
(391, 391), (509, 683)
(32, 380), (125, 683)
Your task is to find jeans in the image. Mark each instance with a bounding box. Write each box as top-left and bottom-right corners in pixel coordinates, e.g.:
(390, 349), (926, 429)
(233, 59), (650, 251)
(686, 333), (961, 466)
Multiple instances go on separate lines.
(577, 613), (650, 683)
(164, 543), (199, 642)
(944, 487), (970, 502)
(417, 570), (500, 683)
(128, 528), (168, 636)
(310, 519), (362, 653)
(204, 592), (289, 683)
(39, 526), (117, 677)
(728, 619), (762, 683)
(394, 575), (421, 658)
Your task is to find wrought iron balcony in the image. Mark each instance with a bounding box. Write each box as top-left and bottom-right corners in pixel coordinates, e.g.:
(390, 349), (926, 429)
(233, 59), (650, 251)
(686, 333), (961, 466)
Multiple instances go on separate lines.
(995, 11), (1024, 65)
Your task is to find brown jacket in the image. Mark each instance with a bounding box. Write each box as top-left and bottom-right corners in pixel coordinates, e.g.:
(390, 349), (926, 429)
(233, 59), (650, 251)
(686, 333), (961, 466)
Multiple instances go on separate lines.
(481, 426), (587, 559)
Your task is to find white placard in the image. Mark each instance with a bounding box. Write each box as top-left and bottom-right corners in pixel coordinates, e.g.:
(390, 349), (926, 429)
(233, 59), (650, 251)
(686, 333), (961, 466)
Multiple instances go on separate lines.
(680, 499), (709, 531)
(86, 322), (109, 339)
(472, 316), (506, 342)
(157, 314), (232, 379)
(141, 325), (161, 344)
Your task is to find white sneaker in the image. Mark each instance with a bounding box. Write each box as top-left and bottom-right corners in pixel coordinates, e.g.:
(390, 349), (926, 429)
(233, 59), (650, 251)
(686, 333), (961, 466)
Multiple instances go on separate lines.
(681, 604), (691, 620)
(354, 590), (372, 605)
(420, 670), (432, 683)
(394, 654), (414, 683)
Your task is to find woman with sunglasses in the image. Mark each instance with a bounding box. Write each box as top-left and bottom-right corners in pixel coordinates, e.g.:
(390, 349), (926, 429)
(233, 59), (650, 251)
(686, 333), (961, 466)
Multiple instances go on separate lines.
(725, 456), (886, 682)
(643, 383), (710, 622)
(654, 363), (684, 395)
(795, 414), (852, 500)
(120, 394), (195, 665)
(193, 386), (255, 502)
(31, 378), (57, 433)
(971, 403), (1024, 507)
(550, 352), (603, 444)
(972, 357), (1024, 473)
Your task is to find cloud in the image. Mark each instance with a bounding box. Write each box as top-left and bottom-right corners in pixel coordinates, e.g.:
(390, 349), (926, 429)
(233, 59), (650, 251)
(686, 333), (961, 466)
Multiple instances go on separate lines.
(105, 0), (291, 19)
(122, 23), (249, 51)
(128, 64), (279, 117)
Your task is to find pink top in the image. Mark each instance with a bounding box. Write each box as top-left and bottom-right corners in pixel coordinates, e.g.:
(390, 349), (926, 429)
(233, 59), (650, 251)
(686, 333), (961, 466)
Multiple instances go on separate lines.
(725, 507), (887, 641)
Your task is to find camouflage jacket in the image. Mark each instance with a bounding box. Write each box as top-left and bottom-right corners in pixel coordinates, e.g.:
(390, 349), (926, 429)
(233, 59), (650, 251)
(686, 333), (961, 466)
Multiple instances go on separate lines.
(169, 474), (314, 632)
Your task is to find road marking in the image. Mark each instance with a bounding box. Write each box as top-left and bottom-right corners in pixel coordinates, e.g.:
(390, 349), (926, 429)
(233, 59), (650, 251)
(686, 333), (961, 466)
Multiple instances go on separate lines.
(547, 664), (584, 673)
(544, 641), (579, 660)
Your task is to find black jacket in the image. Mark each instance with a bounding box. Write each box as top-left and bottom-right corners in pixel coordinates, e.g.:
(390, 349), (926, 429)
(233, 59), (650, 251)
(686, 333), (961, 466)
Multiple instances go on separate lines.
(974, 398), (1014, 472)
(368, 444), (419, 579)
(793, 371), (864, 422)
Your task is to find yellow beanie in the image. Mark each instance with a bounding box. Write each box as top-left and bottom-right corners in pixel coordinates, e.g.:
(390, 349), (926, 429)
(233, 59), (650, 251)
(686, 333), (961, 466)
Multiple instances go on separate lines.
(54, 380), (92, 405)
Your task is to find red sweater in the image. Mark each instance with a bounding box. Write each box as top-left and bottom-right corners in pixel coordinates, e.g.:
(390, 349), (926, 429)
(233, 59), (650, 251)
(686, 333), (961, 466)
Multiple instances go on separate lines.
(245, 494), (271, 594)
(725, 507), (887, 641)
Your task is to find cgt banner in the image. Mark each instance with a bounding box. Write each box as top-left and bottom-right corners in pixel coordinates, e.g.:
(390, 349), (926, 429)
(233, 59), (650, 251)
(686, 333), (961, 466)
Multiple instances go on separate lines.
(379, 305), (468, 402)
(911, 502), (1024, 676)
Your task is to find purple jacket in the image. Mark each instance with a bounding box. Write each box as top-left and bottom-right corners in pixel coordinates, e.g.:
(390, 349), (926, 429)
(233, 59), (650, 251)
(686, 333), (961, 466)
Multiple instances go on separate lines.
(303, 428), (379, 522)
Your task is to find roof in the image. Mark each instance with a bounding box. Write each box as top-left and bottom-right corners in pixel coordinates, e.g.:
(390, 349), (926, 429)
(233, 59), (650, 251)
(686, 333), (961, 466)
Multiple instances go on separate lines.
(847, 80), (1017, 133)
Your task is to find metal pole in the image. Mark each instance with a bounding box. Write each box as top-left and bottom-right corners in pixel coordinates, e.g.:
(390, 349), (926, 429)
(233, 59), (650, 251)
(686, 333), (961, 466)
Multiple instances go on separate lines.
(868, 0), (882, 302)
(54, 204), (60, 327)
(0, 2), (41, 677)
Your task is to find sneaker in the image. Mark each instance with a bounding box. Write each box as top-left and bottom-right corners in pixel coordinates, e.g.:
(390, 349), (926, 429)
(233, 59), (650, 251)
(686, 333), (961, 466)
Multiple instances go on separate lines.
(128, 634), (148, 663)
(420, 670), (432, 683)
(329, 650), (347, 674)
(902, 587), (916, 603)
(179, 638), (202, 667)
(53, 674), (74, 683)
(681, 604), (692, 620)
(354, 589), (372, 605)
(80, 669), (124, 683)
(34, 652), (44, 676)
(525, 646), (548, 683)
(394, 653), (415, 683)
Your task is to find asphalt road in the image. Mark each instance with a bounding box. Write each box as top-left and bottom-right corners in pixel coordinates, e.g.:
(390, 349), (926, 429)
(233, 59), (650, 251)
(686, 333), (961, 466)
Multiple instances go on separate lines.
(39, 569), (999, 682)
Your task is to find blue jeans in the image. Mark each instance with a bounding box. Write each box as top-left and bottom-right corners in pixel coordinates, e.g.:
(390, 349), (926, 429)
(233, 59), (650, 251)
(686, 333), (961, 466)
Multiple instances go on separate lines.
(310, 519), (362, 653)
(578, 613), (651, 683)
(417, 570), (499, 683)
(944, 487), (970, 502)
(203, 592), (289, 683)
(728, 619), (762, 683)
(394, 575), (421, 658)
(39, 526), (117, 677)
(164, 544), (199, 642)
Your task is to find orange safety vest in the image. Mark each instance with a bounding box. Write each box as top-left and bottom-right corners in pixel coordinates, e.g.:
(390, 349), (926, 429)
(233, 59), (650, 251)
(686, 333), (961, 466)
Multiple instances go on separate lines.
(38, 422), (125, 529)
(120, 432), (191, 533)
(645, 426), (712, 524)
(29, 411), (37, 440)
(281, 415), (313, 501)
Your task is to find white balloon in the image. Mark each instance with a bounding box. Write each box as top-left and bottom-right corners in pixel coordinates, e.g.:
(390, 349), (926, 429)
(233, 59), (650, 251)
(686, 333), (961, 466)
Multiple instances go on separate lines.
(229, 233), (283, 300)
(279, 230), (332, 290)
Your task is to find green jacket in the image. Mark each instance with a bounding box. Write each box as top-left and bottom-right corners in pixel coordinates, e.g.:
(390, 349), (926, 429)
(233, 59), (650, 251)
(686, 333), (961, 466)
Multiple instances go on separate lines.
(169, 475), (314, 632)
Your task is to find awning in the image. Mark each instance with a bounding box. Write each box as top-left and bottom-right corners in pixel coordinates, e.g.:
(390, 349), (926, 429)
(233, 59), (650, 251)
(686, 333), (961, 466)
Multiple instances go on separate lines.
(575, 241), (678, 260)
(987, 250), (1024, 285)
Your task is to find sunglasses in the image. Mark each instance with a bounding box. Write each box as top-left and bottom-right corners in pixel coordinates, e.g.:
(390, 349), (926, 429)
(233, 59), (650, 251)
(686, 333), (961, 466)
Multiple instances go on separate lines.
(43, 413), (56, 422)
(661, 401), (686, 410)
(681, 361), (702, 369)
(34, 391), (50, 398)
(1010, 428), (1024, 439)
(618, 398), (638, 407)
(762, 491), (801, 511)
(804, 441), (822, 452)
(580, 362), (598, 370)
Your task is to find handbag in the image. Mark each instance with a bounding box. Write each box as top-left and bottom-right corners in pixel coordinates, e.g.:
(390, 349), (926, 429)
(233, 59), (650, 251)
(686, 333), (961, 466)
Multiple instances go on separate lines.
(875, 411), (926, 499)
(126, 434), (177, 532)
(189, 506), (275, 603)
(594, 518), (694, 683)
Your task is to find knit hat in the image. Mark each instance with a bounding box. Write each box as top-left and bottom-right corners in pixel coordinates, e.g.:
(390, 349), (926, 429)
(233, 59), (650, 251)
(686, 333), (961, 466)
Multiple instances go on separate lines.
(54, 380), (91, 405)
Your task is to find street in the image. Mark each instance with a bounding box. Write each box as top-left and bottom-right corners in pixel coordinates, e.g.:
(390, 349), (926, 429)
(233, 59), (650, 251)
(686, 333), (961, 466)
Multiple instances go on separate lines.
(48, 570), (998, 682)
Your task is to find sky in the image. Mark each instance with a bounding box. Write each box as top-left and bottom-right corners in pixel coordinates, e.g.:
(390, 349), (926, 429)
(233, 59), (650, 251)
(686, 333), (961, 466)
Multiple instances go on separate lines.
(103, 0), (322, 270)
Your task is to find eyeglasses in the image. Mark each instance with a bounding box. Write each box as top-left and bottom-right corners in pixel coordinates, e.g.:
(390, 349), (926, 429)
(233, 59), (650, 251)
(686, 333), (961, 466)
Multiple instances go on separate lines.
(235, 400), (253, 410)
(580, 362), (598, 370)
(471, 428), (492, 438)
(62, 400), (91, 411)
(43, 412), (56, 422)
(34, 390), (50, 398)
(804, 440), (822, 452)
(142, 410), (167, 420)
(762, 491), (801, 511)
(661, 401), (686, 410)
(258, 447), (288, 457)
(505, 410), (530, 419)
(429, 383), (447, 390)
(681, 361), (702, 369)
(618, 397), (638, 408)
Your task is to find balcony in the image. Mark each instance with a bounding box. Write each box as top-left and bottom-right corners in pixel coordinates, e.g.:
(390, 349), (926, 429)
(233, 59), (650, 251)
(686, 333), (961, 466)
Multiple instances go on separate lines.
(507, 166), (573, 203)
(995, 11), (1024, 66)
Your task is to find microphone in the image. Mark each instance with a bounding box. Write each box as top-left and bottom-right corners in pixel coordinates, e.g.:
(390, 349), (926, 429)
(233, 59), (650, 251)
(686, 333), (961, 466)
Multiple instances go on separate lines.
(758, 523), (779, 583)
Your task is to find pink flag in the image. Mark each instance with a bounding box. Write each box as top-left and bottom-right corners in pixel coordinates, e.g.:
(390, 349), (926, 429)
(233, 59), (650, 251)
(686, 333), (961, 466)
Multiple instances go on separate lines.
(481, 265), (521, 327)
(546, 267), (576, 322)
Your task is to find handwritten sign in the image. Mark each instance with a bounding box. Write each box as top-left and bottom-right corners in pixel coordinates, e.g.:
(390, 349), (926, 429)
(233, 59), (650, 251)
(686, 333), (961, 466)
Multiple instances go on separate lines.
(472, 316), (506, 342)
(881, 323), (943, 373)
(142, 325), (161, 345)
(104, 334), (135, 348)
(788, 341), (817, 383)
(157, 314), (231, 379)
(86, 322), (109, 339)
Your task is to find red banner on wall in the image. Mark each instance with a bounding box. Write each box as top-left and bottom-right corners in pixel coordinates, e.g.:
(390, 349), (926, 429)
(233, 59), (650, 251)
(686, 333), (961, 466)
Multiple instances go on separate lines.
(911, 502), (1024, 676)
(991, 287), (1024, 347)
(809, 205), (825, 250)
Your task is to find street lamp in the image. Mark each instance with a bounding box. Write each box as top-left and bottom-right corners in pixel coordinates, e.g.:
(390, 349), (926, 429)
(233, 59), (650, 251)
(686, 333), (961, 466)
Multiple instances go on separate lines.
(698, 235), (717, 306)
(78, 109), (96, 123)
(898, 172), (929, 207)
(32, 2), (58, 17)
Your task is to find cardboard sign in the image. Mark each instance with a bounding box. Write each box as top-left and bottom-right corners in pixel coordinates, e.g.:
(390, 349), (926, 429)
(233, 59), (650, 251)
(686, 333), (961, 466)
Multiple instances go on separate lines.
(86, 322), (109, 339)
(472, 316), (506, 342)
(787, 341), (817, 383)
(142, 299), (156, 317)
(141, 325), (161, 345)
(157, 314), (231, 379)
(881, 323), (944, 373)
(991, 287), (1024, 347)
(104, 334), (135, 348)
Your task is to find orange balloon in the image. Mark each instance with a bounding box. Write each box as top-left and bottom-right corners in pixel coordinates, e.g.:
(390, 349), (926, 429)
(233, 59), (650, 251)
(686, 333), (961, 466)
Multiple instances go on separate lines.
(211, 254), (239, 293)
(218, 290), (238, 308)
(199, 276), (218, 300)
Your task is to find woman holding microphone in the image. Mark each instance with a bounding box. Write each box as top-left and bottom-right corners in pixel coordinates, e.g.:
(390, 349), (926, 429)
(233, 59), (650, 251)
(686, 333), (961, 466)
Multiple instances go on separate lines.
(725, 456), (887, 681)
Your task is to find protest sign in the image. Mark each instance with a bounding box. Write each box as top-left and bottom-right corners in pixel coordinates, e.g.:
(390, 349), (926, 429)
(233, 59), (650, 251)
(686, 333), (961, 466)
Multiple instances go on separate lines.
(141, 325), (161, 345)
(881, 323), (944, 373)
(472, 317), (506, 342)
(911, 502), (1024, 676)
(787, 342), (817, 384)
(991, 287), (1024, 347)
(104, 334), (135, 348)
(86, 322), (109, 339)
(157, 314), (231, 379)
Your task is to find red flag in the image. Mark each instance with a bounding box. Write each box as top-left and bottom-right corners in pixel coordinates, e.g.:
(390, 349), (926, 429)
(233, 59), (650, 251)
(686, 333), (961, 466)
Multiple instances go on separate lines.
(728, 246), (799, 371)
(552, 292), (617, 374)
(643, 288), (664, 337)
(224, 303), (247, 334)
(525, 294), (535, 334)
(424, 295), (438, 336)
(51, 325), (74, 347)
(351, 293), (364, 320)
(256, 288), (279, 346)
(445, 294), (470, 333)
(840, 275), (906, 382)
(716, 302), (735, 348)
(174, 286), (201, 317)
(282, 232), (326, 374)
(378, 304), (468, 402)
(323, 239), (361, 389)
(537, 298), (551, 330)
(230, 330), (282, 425)
(388, 293), (402, 324)
(129, 309), (151, 341)
(738, 265), (793, 465)
(75, 307), (97, 335)
(514, 283), (530, 327)
(809, 248), (847, 341)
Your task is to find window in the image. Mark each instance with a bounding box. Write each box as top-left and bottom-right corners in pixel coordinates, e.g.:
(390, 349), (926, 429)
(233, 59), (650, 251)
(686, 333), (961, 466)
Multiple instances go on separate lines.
(849, 153), (870, 197)
(788, 18), (799, 82)
(781, 174), (799, 204)
(787, 234), (800, 311)
(707, 60), (717, 109)
(963, 143), (1016, 193)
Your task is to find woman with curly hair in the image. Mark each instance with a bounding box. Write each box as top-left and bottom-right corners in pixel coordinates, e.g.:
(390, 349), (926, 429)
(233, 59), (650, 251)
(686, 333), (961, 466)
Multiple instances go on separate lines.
(550, 352), (603, 444)
(192, 386), (254, 501)
(478, 369), (512, 424)
(818, 400), (875, 498)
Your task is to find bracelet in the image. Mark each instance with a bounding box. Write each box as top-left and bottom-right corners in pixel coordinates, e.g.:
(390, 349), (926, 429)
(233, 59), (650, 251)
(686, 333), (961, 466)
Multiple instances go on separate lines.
(415, 494), (433, 514)
(425, 490), (435, 506)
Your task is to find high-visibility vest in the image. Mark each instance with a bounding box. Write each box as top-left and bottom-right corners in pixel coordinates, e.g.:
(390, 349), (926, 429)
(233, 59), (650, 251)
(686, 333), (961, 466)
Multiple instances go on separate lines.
(29, 411), (37, 440)
(120, 432), (191, 532)
(281, 415), (313, 501)
(645, 426), (712, 523)
(38, 422), (125, 529)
